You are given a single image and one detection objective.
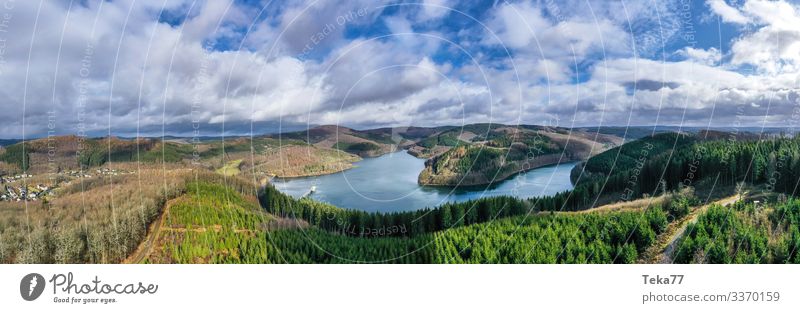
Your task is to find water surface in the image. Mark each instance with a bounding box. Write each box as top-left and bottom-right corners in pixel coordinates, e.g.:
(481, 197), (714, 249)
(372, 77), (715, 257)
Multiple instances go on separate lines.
(273, 151), (575, 212)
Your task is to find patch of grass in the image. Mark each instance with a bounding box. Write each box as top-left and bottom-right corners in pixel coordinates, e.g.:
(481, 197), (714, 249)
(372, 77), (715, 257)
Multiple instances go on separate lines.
(216, 159), (243, 176)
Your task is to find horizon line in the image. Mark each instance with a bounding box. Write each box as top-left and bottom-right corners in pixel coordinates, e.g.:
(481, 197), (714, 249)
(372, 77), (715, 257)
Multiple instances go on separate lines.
(0, 123), (795, 141)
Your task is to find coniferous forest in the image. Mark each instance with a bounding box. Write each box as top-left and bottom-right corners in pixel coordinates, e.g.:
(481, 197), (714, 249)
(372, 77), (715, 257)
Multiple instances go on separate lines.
(2, 130), (800, 264)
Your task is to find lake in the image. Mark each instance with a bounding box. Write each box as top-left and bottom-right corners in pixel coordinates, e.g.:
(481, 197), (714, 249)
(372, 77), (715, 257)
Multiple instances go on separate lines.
(273, 151), (576, 212)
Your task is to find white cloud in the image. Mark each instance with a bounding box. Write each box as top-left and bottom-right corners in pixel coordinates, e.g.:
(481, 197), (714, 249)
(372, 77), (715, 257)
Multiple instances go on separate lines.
(730, 0), (800, 74)
(707, 0), (751, 24)
(419, 0), (452, 21)
(0, 0), (799, 138)
(743, 0), (800, 30)
(679, 47), (722, 66)
(485, 1), (550, 49)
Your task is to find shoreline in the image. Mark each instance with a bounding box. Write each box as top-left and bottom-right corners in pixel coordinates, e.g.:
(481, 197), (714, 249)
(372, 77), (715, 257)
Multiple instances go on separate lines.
(270, 162), (356, 179)
(418, 155), (580, 187)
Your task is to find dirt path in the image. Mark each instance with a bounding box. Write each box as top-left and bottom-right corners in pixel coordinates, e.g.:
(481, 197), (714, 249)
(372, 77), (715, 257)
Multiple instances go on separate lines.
(638, 195), (740, 264)
(562, 195), (668, 215)
(123, 198), (178, 264)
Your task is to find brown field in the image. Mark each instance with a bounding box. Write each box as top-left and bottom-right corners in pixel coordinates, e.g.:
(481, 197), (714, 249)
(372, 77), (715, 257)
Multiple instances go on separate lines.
(0, 164), (192, 263)
(227, 145), (361, 178)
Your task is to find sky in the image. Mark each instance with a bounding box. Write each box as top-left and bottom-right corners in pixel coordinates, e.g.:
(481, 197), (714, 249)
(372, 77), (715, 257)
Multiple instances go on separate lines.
(0, 0), (798, 138)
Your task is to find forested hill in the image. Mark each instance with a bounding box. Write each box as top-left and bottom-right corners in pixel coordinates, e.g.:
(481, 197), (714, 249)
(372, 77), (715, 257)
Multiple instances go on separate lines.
(573, 132), (697, 184)
(5, 131), (798, 264)
(570, 131), (800, 204)
(575, 130), (768, 184)
(0, 135), (223, 175)
(0, 135), (358, 178)
(416, 126), (621, 186)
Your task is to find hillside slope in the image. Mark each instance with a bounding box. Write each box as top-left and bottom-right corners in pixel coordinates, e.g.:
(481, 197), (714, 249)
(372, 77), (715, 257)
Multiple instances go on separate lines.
(0, 136), (193, 175)
(417, 126), (621, 186)
(273, 125), (405, 157)
(143, 178), (671, 264)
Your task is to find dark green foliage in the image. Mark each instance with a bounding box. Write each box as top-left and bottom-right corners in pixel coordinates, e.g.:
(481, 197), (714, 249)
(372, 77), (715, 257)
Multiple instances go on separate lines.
(662, 190), (700, 220)
(350, 131), (397, 144)
(421, 128), (565, 185)
(582, 132), (694, 175)
(457, 123), (497, 135)
(483, 131), (559, 155)
(452, 146), (504, 173)
(417, 136), (438, 148)
(78, 141), (105, 167)
(0, 143), (30, 171)
(674, 199), (800, 264)
(167, 182), (266, 231)
(138, 143), (193, 163)
(278, 209), (666, 263)
(417, 133), (464, 148)
(437, 135), (463, 147)
(334, 142), (380, 154)
(170, 181), (671, 263)
(78, 140), (192, 167)
(573, 133), (800, 204)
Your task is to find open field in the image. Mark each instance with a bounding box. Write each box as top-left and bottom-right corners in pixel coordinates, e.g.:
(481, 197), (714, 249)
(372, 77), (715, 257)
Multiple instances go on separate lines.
(216, 159), (243, 176)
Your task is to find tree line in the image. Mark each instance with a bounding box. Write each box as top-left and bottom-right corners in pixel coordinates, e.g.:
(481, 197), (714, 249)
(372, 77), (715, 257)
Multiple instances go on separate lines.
(574, 135), (800, 200)
(674, 199), (800, 263)
(196, 206), (670, 263)
(260, 180), (621, 238)
(166, 179), (673, 263)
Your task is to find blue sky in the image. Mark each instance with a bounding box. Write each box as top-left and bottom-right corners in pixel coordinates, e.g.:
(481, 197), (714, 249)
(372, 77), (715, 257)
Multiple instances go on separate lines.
(0, 0), (799, 138)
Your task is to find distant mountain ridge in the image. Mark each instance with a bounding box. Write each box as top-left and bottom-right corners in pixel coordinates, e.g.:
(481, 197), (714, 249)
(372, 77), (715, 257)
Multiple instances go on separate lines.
(0, 124), (791, 185)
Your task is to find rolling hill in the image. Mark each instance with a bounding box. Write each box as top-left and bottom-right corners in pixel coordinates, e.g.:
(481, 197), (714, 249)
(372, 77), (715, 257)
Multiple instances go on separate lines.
(3, 128), (799, 264)
(417, 126), (622, 186)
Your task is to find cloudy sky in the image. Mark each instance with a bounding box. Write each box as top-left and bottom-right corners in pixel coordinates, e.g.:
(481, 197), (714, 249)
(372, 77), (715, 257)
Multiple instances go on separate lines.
(0, 0), (798, 138)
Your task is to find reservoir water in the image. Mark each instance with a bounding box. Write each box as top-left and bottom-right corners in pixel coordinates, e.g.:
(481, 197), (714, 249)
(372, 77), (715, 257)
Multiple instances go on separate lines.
(273, 151), (576, 212)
